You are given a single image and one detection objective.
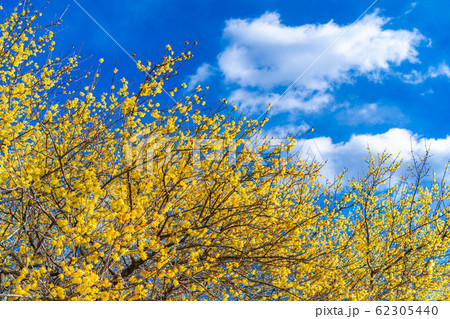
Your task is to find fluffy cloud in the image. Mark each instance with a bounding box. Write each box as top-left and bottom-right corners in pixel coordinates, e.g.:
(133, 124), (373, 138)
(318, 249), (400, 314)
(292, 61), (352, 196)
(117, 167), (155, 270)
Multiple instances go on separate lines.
(402, 63), (450, 84)
(188, 63), (215, 90)
(336, 103), (407, 126)
(216, 10), (448, 183)
(294, 129), (450, 182)
(219, 11), (425, 115)
(228, 89), (334, 114)
(405, 2), (418, 15)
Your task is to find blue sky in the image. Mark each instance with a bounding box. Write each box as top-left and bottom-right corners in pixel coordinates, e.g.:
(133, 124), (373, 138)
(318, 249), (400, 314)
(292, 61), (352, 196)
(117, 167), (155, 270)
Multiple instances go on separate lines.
(4, 0), (450, 179)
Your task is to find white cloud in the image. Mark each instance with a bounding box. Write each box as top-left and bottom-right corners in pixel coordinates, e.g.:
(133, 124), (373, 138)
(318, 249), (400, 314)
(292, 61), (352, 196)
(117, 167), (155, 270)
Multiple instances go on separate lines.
(336, 103), (407, 126)
(214, 10), (449, 184)
(264, 123), (311, 139)
(405, 2), (418, 15)
(403, 63), (450, 84)
(429, 64), (450, 78)
(421, 88), (434, 96)
(188, 63), (215, 90)
(295, 129), (450, 182)
(218, 11), (425, 115)
(229, 88), (334, 114)
(228, 89), (274, 114)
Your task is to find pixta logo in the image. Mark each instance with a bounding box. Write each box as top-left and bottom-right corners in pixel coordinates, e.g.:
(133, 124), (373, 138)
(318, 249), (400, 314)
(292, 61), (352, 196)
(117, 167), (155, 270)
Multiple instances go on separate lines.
(124, 128), (321, 174)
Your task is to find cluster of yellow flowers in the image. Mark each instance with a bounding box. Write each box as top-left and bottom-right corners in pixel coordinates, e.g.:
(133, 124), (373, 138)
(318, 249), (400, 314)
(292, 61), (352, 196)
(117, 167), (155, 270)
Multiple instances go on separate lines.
(1, 3), (450, 301)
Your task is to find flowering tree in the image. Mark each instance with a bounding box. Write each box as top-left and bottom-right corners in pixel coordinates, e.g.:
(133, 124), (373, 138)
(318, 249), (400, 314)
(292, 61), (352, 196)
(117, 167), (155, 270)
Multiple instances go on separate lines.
(1, 3), (450, 301)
